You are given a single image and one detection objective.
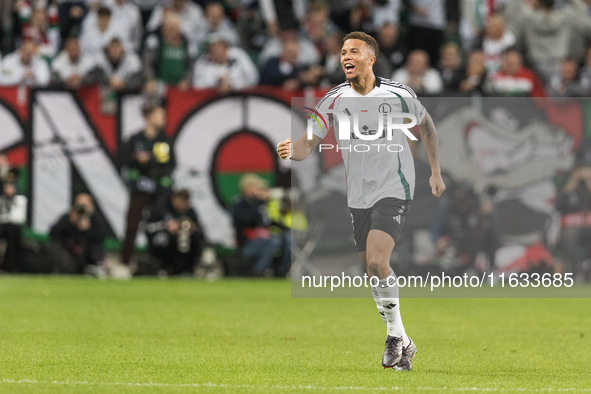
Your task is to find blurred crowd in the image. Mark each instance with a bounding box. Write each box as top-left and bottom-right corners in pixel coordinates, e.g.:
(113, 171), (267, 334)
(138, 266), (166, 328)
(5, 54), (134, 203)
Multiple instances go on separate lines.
(0, 102), (294, 278)
(2, 0), (591, 279)
(425, 148), (591, 283)
(1, 0), (591, 96)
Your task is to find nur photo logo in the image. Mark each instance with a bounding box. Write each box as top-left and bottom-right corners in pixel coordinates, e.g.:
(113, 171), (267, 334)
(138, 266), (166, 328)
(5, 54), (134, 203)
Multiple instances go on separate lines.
(302, 103), (419, 153)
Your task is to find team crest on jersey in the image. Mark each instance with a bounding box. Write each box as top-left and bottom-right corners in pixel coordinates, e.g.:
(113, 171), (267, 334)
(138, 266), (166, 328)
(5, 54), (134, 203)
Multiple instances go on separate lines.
(378, 103), (392, 114)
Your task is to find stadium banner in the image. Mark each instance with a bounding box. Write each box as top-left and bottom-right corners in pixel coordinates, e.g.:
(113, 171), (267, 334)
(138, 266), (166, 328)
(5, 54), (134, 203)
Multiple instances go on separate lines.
(15, 86), (326, 248)
(289, 96), (591, 298)
(0, 87), (29, 166)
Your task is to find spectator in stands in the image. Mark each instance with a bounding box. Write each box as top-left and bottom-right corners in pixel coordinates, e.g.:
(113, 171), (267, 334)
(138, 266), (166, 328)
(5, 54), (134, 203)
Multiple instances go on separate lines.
(121, 100), (175, 268)
(103, 0), (143, 51)
(302, 0), (336, 54)
(323, 0), (368, 33)
(146, 0), (204, 51)
(193, 35), (259, 93)
(459, 0), (510, 51)
(375, 22), (407, 74)
(556, 155), (591, 282)
(345, 2), (372, 34)
(373, 55), (393, 80)
(260, 37), (321, 89)
(577, 47), (591, 93)
(195, 2), (240, 49)
(372, 0), (401, 31)
(0, 38), (50, 86)
(439, 42), (463, 92)
(145, 188), (205, 275)
(51, 36), (96, 89)
(261, 38), (302, 89)
(0, 0), (14, 53)
(487, 48), (546, 96)
(21, 7), (61, 60)
(259, 28), (320, 68)
(392, 49), (443, 95)
(547, 58), (588, 97)
(56, 0), (87, 40)
(478, 13), (515, 76)
(93, 37), (143, 91)
(235, 0), (268, 56)
(319, 32), (345, 86)
(370, 25), (395, 78)
(259, 0), (305, 35)
(0, 161), (26, 273)
(458, 50), (487, 94)
(506, 0), (591, 83)
(143, 12), (193, 94)
(408, 0), (446, 66)
(80, 6), (127, 56)
(459, 0), (485, 52)
(231, 173), (275, 277)
(49, 193), (107, 274)
(131, 0), (160, 27)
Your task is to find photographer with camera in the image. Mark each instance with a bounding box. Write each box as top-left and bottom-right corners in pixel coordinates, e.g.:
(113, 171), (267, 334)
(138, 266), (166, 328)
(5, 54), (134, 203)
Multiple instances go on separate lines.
(121, 100), (176, 269)
(49, 193), (107, 274)
(556, 153), (591, 282)
(0, 157), (27, 273)
(231, 173), (276, 277)
(145, 189), (204, 275)
(431, 182), (497, 274)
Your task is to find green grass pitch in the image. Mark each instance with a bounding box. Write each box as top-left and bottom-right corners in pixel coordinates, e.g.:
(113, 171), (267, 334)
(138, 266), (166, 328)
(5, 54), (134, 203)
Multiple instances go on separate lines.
(0, 276), (590, 393)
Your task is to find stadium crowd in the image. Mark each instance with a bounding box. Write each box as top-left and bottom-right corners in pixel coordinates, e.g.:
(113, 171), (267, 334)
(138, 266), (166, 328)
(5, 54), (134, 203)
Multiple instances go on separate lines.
(0, 0), (590, 96)
(1, 0), (591, 280)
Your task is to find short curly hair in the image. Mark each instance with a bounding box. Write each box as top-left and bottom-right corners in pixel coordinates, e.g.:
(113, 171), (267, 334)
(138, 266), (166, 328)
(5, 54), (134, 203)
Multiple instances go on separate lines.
(343, 31), (379, 57)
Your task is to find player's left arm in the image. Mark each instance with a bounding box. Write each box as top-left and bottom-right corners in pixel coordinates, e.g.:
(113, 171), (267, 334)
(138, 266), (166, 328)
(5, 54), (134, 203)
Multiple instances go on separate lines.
(418, 112), (446, 198)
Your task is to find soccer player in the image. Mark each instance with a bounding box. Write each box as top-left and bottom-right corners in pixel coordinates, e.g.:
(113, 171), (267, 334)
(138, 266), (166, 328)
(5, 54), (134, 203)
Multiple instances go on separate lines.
(276, 31), (445, 370)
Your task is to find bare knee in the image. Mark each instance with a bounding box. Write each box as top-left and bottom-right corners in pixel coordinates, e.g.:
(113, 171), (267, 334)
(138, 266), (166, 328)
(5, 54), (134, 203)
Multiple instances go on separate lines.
(366, 254), (390, 278)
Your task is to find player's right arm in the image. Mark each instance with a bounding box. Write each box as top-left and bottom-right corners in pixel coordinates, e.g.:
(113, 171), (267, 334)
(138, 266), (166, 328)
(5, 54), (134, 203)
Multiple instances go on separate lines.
(278, 87), (341, 160)
(277, 133), (322, 161)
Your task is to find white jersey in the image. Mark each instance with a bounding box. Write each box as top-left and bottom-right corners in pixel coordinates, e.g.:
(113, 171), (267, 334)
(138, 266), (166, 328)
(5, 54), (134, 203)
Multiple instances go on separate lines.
(312, 77), (426, 209)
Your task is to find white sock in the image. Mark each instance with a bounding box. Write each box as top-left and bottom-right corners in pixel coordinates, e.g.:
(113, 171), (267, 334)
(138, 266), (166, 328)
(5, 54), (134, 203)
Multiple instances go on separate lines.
(371, 286), (388, 325)
(376, 271), (410, 347)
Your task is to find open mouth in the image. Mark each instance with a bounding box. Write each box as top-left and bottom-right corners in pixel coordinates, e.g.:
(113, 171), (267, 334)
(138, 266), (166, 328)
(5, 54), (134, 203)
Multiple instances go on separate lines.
(344, 63), (355, 72)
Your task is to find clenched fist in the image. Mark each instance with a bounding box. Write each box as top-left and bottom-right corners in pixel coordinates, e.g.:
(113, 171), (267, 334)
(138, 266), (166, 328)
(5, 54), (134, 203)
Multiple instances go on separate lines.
(429, 173), (446, 198)
(277, 138), (292, 160)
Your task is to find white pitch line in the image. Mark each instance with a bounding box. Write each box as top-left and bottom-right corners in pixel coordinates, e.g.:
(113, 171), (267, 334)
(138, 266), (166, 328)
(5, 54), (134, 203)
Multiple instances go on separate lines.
(1, 379), (590, 392)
